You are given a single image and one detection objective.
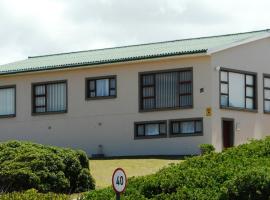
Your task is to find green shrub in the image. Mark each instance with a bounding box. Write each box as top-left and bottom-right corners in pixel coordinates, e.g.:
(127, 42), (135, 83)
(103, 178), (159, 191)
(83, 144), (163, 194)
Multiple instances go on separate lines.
(199, 144), (215, 155)
(83, 137), (270, 200)
(0, 140), (95, 193)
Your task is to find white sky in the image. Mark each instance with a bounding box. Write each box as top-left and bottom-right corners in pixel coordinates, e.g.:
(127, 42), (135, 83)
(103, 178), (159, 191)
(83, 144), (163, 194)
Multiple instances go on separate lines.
(0, 0), (270, 65)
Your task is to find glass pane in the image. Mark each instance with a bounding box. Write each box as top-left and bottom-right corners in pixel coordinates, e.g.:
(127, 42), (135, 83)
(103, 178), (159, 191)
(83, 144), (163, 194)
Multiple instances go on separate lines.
(159, 123), (166, 134)
(179, 83), (192, 94)
(142, 75), (154, 86)
(143, 99), (155, 109)
(221, 71), (228, 82)
(0, 88), (15, 115)
(265, 89), (270, 100)
(221, 83), (228, 94)
(246, 87), (253, 97)
(179, 71), (192, 81)
(195, 121), (203, 132)
(35, 97), (45, 106)
(264, 77), (270, 88)
(246, 98), (254, 109)
(265, 100), (270, 112)
(137, 125), (144, 136)
(47, 83), (67, 112)
(180, 121), (195, 134)
(229, 72), (245, 108)
(145, 124), (159, 136)
(110, 78), (116, 89)
(180, 95), (192, 107)
(221, 95), (228, 106)
(89, 80), (95, 90)
(172, 122), (179, 134)
(246, 75), (254, 85)
(35, 85), (45, 95)
(110, 89), (116, 96)
(143, 87), (154, 97)
(90, 91), (95, 97)
(96, 79), (109, 96)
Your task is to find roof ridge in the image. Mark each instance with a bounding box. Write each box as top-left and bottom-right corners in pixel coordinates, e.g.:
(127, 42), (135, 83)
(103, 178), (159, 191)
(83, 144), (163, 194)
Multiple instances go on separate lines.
(28, 29), (270, 59)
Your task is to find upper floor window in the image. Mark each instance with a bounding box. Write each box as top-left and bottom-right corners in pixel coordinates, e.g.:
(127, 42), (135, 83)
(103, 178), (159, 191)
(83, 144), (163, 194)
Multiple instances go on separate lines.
(220, 69), (257, 110)
(0, 86), (16, 117)
(264, 75), (270, 113)
(139, 68), (193, 111)
(32, 81), (67, 114)
(86, 76), (116, 100)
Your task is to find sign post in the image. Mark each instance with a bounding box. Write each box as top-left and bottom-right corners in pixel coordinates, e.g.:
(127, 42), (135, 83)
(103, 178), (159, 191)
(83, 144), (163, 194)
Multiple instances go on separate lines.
(112, 168), (127, 200)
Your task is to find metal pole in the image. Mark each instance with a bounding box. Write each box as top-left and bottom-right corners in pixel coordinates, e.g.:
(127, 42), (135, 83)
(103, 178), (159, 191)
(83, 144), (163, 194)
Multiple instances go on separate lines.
(116, 192), (120, 200)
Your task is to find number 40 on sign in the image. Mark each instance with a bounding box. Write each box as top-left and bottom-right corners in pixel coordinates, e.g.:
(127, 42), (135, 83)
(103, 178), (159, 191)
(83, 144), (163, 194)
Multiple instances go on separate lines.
(112, 168), (127, 200)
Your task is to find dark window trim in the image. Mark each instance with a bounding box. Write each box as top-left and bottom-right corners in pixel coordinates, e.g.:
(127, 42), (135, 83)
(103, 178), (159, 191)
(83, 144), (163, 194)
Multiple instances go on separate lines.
(134, 120), (167, 139)
(138, 67), (193, 112)
(219, 67), (258, 112)
(263, 73), (270, 114)
(169, 117), (203, 137)
(31, 80), (68, 116)
(85, 75), (117, 100)
(0, 85), (16, 118)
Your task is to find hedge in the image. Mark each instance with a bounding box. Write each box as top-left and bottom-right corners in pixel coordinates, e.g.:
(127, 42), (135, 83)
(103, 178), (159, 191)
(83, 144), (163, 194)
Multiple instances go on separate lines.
(83, 137), (270, 200)
(0, 140), (95, 193)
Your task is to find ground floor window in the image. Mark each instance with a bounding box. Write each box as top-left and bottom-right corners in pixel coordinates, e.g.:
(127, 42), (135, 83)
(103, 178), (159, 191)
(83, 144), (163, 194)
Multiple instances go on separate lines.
(0, 86), (16, 117)
(169, 118), (203, 136)
(134, 121), (167, 139)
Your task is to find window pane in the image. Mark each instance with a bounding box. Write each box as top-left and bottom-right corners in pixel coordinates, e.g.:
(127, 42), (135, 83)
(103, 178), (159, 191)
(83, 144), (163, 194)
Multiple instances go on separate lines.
(246, 98), (254, 109)
(137, 125), (144, 136)
(221, 71), (228, 82)
(221, 95), (228, 106)
(179, 83), (192, 94)
(90, 91), (95, 97)
(195, 121), (203, 132)
(143, 87), (154, 97)
(246, 87), (254, 97)
(143, 99), (155, 109)
(96, 79), (109, 96)
(36, 107), (46, 113)
(180, 121), (195, 134)
(159, 123), (166, 134)
(35, 97), (45, 106)
(145, 124), (159, 136)
(89, 80), (95, 91)
(229, 72), (245, 108)
(35, 85), (45, 95)
(155, 72), (178, 108)
(179, 71), (192, 81)
(221, 83), (228, 94)
(246, 75), (254, 85)
(110, 78), (116, 89)
(110, 89), (116, 96)
(172, 122), (179, 134)
(265, 89), (270, 100)
(0, 88), (15, 115)
(265, 101), (270, 112)
(264, 78), (270, 88)
(180, 95), (192, 107)
(47, 83), (66, 112)
(142, 75), (154, 86)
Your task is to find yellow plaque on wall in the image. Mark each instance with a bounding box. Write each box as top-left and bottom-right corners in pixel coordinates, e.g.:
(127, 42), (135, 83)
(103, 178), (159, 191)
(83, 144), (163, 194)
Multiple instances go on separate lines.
(206, 107), (212, 116)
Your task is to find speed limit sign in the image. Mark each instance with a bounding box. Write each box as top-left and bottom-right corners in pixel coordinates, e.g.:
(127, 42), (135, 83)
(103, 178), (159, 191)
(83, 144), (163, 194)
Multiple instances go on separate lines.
(112, 168), (127, 198)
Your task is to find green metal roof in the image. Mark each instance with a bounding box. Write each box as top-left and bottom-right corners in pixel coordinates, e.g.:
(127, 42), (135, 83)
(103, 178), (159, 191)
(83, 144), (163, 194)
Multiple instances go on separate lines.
(0, 29), (269, 75)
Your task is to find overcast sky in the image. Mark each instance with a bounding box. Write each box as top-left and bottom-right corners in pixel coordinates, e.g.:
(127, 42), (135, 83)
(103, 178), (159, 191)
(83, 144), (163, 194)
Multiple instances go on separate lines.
(0, 0), (270, 65)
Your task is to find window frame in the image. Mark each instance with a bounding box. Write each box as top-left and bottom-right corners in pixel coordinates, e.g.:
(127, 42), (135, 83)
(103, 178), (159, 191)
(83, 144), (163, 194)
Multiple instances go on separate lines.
(32, 80), (68, 115)
(138, 67), (193, 112)
(169, 118), (203, 137)
(134, 120), (167, 139)
(263, 74), (270, 114)
(85, 75), (117, 100)
(219, 68), (257, 112)
(0, 85), (16, 118)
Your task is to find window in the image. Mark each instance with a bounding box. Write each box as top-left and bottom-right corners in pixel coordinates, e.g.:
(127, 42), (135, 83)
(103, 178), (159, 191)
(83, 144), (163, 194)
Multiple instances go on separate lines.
(264, 75), (270, 113)
(32, 81), (67, 114)
(0, 86), (16, 117)
(134, 121), (167, 138)
(86, 76), (116, 99)
(140, 69), (192, 111)
(170, 118), (203, 136)
(220, 69), (256, 110)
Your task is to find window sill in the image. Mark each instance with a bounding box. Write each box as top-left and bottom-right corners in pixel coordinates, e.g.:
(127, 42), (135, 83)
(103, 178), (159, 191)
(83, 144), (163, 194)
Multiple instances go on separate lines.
(86, 96), (117, 101)
(0, 114), (16, 119)
(134, 134), (167, 140)
(220, 106), (258, 113)
(32, 111), (67, 116)
(139, 106), (193, 113)
(264, 111), (270, 114)
(169, 133), (203, 137)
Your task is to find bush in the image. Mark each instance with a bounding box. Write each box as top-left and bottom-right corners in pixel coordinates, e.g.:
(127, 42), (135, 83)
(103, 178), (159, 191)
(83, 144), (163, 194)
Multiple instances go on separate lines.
(0, 140), (95, 193)
(199, 144), (215, 155)
(83, 137), (270, 200)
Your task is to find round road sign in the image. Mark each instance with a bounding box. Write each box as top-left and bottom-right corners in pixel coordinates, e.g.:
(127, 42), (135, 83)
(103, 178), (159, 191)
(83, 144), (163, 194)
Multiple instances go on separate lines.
(112, 168), (127, 193)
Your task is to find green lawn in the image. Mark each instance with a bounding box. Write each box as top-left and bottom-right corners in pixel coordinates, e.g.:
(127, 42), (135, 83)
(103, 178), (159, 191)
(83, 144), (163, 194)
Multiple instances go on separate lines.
(89, 157), (182, 189)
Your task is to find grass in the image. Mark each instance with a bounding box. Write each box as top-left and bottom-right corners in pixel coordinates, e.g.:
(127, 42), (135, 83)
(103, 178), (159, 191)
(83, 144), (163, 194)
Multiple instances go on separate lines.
(89, 156), (182, 189)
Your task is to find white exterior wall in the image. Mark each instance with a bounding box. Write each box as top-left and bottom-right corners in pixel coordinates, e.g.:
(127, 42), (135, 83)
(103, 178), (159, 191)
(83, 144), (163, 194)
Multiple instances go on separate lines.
(0, 56), (212, 156)
(211, 37), (270, 151)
